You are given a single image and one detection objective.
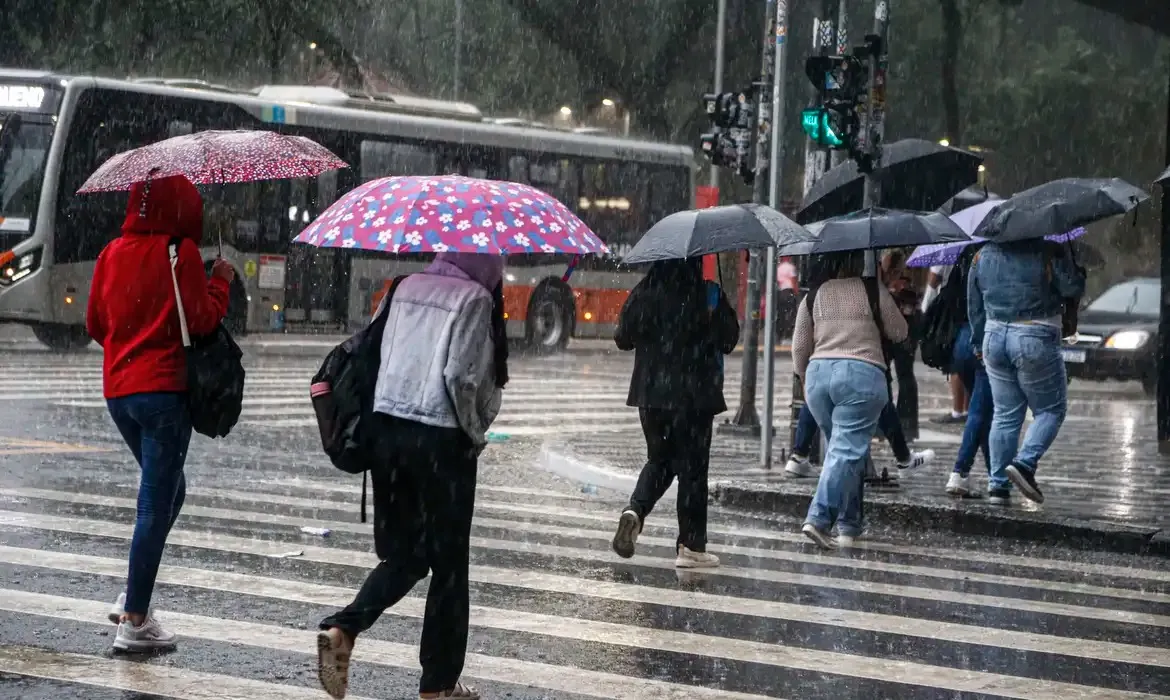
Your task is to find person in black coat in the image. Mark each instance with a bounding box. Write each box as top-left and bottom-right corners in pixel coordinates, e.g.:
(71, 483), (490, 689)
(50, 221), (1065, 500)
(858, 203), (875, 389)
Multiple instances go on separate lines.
(610, 258), (739, 568)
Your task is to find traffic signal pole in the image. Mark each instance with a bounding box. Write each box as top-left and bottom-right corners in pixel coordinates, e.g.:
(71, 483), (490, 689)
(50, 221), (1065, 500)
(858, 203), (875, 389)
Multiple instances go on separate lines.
(725, 0), (782, 436)
(858, 1), (892, 480)
(759, 0), (792, 466)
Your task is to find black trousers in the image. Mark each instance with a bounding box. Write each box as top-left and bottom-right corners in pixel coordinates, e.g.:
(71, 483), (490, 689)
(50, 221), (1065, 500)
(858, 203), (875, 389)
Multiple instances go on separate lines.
(627, 408), (713, 552)
(319, 414), (477, 694)
(891, 338), (919, 440)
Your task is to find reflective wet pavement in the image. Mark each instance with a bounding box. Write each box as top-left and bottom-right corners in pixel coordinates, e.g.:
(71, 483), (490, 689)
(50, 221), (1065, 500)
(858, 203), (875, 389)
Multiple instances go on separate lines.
(0, 349), (1167, 699)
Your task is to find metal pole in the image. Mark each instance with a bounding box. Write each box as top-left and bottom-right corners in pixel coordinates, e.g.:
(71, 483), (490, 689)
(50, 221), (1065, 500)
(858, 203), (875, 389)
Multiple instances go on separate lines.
(1157, 63), (1170, 453)
(453, 0), (464, 100)
(710, 0), (727, 189)
(760, 0), (790, 466)
(830, 0), (850, 168)
(790, 1), (837, 465)
(859, 0), (891, 479)
(726, 0), (779, 433)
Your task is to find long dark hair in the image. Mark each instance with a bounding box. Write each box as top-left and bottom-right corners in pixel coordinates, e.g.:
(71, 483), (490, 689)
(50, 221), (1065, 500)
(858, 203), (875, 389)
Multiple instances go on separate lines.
(491, 282), (509, 389)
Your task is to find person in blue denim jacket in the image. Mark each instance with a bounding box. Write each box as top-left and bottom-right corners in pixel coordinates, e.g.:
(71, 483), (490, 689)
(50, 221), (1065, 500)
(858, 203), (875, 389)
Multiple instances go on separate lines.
(968, 239), (1086, 504)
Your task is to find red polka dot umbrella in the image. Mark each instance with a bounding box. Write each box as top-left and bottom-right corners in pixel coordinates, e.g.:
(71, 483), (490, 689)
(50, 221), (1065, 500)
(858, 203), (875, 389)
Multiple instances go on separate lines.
(76, 129), (348, 193)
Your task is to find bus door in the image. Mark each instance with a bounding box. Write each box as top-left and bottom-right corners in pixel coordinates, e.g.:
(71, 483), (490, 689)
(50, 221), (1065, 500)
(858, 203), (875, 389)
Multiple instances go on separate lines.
(284, 170), (349, 330)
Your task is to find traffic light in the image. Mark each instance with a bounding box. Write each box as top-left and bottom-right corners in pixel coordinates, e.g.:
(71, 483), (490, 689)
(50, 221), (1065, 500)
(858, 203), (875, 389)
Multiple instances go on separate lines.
(801, 54), (868, 158)
(698, 90), (756, 185)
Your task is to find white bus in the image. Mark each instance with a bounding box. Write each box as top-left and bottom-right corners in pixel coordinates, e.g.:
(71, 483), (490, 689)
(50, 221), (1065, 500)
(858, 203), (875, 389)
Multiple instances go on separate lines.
(0, 70), (695, 351)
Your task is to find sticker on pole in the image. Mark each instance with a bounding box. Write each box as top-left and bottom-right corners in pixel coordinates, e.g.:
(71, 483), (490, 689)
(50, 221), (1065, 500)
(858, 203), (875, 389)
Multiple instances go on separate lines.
(876, 1), (888, 22)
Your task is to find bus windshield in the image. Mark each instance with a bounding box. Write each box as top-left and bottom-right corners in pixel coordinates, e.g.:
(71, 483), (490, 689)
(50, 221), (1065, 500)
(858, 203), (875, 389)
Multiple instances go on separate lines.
(0, 114), (52, 234)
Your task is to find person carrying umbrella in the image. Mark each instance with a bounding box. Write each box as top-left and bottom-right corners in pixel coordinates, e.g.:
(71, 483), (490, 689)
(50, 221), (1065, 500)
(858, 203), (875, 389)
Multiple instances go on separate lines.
(86, 174), (234, 652)
(969, 177), (1144, 504)
(792, 251), (909, 548)
(316, 252), (507, 700)
(609, 258), (739, 567)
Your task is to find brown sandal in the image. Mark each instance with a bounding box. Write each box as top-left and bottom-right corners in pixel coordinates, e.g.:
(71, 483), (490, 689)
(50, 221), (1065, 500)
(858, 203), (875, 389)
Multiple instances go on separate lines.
(421, 682), (480, 699)
(317, 629), (352, 699)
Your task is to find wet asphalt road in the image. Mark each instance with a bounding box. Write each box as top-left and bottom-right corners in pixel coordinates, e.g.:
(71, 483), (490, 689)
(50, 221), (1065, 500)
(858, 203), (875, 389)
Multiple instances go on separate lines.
(0, 346), (1167, 700)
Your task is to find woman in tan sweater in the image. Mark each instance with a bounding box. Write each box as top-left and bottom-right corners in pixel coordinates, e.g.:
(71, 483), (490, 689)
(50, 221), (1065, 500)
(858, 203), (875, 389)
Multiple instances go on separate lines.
(791, 251), (908, 548)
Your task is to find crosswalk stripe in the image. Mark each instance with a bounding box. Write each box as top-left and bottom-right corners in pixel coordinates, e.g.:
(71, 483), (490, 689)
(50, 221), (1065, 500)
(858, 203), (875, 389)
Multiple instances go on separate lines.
(172, 475), (1170, 585)
(3, 589), (781, 700)
(0, 645), (379, 700)
(0, 508), (1164, 669)
(1, 545), (1161, 700)
(15, 482), (1170, 602)
(16, 485), (1166, 628)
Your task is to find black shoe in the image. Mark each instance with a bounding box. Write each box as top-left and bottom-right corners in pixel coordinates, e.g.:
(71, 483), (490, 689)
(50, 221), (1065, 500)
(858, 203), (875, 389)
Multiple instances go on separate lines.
(930, 413), (967, 425)
(1005, 464), (1044, 504)
(987, 488), (1012, 506)
(612, 510), (640, 559)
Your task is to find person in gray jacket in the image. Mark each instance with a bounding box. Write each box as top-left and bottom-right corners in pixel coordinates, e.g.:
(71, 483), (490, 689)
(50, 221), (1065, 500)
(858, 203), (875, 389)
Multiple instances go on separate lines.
(316, 252), (506, 700)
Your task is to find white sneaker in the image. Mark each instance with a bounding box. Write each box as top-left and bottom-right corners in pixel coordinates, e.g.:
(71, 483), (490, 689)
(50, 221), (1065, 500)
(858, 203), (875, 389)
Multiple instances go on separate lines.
(801, 523), (836, 549)
(108, 592), (126, 624)
(897, 449), (935, 470)
(945, 472), (971, 496)
(784, 454), (814, 477)
(113, 616), (177, 653)
(611, 510), (640, 559)
(675, 545), (719, 569)
(836, 534), (858, 548)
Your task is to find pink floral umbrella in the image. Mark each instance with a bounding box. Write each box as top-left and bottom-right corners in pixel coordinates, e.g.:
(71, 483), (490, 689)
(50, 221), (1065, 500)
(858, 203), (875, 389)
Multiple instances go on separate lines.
(293, 175), (608, 256)
(76, 129), (348, 193)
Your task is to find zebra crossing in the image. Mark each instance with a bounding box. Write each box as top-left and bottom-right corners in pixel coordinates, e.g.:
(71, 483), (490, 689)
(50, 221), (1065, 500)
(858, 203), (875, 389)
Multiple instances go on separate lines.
(0, 353), (884, 438)
(0, 461), (1167, 699)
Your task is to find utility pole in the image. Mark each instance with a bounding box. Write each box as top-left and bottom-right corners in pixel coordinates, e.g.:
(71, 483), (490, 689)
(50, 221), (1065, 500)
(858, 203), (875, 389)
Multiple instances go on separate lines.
(830, 0), (850, 168)
(759, 0), (791, 466)
(711, 0), (727, 192)
(789, 0), (840, 465)
(858, 0), (892, 479)
(453, 0), (464, 100)
(725, 0), (780, 435)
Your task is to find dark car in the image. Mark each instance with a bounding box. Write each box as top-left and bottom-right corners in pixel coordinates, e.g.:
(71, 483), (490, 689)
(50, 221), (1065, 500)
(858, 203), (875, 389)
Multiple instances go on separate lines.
(1063, 278), (1159, 395)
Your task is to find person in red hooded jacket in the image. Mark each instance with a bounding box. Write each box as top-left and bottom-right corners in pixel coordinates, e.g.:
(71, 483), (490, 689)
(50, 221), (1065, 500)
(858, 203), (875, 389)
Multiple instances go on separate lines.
(86, 174), (234, 653)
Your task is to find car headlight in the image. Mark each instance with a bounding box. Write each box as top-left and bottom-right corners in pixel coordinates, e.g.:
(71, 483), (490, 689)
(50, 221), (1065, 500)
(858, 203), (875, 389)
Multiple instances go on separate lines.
(0, 247), (41, 286)
(1105, 330), (1150, 350)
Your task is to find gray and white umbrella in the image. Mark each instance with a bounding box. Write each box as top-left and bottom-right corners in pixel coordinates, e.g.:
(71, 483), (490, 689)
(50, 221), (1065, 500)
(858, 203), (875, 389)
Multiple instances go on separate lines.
(777, 208), (970, 256)
(621, 203), (812, 264)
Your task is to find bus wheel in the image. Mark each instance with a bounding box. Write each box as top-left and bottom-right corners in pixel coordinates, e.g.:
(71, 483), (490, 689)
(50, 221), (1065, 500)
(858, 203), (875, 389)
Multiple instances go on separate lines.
(32, 324), (91, 352)
(525, 283), (573, 354)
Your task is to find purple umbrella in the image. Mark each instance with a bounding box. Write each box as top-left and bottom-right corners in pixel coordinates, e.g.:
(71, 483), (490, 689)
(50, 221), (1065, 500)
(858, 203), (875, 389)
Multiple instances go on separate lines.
(907, 227), (1087, 268)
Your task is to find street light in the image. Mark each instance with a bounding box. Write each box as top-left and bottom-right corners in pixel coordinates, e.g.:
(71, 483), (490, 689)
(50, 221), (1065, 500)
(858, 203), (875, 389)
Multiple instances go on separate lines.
(309, 42), (318, 50)
(559, 105), (573, 116)
(601, 98), (616, 107)
(938, 138), (950, 147)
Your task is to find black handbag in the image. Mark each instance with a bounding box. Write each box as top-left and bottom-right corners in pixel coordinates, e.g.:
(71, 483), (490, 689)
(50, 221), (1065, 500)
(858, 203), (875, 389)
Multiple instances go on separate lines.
(168, 241), (246, 438)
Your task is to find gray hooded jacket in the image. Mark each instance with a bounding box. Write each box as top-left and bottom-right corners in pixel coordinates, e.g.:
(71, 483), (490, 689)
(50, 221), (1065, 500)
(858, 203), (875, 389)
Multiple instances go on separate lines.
(372, 253), (503, 447)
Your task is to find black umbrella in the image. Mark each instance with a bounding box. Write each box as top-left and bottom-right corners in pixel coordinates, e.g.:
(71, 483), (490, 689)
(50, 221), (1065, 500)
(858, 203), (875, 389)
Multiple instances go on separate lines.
(1155, 165), (1169, 185)
(796, 138), (984, 224)
(937, 185), (1001, 216)
(973, 178), (1150, 243)
(621, 203), (812, 264)
(777, 208), (970, 256)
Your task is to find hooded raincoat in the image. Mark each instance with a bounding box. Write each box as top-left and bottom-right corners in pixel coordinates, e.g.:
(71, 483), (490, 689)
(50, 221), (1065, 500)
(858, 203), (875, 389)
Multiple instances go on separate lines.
(86, 175), (230, 398)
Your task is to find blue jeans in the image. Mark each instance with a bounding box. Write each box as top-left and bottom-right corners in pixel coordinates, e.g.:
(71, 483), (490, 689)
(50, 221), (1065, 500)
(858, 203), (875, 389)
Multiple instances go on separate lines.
(982, 322), (1067, 489)
(107, 392), (192, 616)
(793, 389), (908, 463)
(803, 359), (888, 537)
(951, 324), (991, 477)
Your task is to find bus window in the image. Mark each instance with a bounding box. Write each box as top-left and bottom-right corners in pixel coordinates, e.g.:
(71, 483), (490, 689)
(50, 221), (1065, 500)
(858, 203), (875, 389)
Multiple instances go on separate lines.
(647, 166), (689, 225)
(507, 155), (528, 183)
(359, 140), (437, 181)
(579, 161), (645, 258)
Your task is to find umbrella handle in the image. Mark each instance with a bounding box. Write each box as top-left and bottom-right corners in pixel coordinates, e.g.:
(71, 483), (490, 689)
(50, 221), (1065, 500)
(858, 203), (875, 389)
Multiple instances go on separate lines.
(562, 254), (581, 282)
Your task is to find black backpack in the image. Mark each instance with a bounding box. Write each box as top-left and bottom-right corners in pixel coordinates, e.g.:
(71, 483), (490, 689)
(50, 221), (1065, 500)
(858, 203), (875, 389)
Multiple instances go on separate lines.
(919, 264), (965, 372)
(310, 275), (408, 522)
(167, 240), (246, 438)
